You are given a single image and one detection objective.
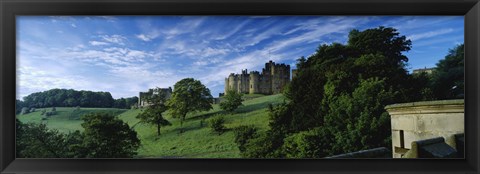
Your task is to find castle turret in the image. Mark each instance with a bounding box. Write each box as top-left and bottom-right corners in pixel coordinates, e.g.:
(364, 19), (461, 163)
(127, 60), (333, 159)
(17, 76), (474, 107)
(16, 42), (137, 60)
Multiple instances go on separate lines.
(249, 71), (260, 94)
(224, 77), (229, 94)
(227, 73), (237, 93)
(239, 69), (250, 93)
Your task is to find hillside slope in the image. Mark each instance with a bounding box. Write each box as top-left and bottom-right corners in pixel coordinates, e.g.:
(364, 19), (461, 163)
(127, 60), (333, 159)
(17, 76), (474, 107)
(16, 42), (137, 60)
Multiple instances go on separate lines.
(119, 94), (285, 158)
(17, 107), (128, 133)
(16, 94), (285, 158)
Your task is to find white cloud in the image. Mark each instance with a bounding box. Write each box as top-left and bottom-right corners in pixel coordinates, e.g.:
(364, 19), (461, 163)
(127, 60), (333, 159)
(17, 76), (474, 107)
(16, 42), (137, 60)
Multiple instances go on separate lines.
(413, 35), (464, 47)
(89, 41), (109, 46)
(212, 20), (251, 40)
(161, 17), (206, 39)
(17, 66), (93, 99)
(17, 41), (170, 99)
(408, 28), (454, 41)
(136, 34), (153, 41)
(71, 23), (77, 28)
(382, 16), (459, 31)
(100, 35), (127, 45)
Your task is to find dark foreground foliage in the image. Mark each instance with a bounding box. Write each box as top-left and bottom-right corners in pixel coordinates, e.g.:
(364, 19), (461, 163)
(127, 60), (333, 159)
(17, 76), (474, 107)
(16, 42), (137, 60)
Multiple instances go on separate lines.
(17, 112), (140, 158)
(235, 27), (464, 158)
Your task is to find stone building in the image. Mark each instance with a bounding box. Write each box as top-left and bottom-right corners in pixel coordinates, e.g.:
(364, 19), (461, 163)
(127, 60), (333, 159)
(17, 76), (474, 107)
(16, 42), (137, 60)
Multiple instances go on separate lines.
(385, 99), (464, 158)
(224, 60), (290, 95)
(138, 87), (172, 107)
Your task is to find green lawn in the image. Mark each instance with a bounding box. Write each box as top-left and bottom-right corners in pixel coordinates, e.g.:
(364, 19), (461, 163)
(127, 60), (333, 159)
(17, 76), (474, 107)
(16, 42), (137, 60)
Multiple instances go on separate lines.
(17, 107), (128, 133)
(17, 94), (285, 158)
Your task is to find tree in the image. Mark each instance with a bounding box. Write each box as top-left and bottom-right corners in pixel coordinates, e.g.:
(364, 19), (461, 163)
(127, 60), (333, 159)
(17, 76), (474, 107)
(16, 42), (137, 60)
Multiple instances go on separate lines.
(241, 130), (285, 158)
(167, 78), (213, 128)
(255, 26), (415, 157)
(220, 90), (243, 113)
(324, 78), (395, 154)
(16, 121), (71, 158)
(282, 127), (334, 158)
(136, 87), (171, 136)
(431, 44), (464, 99)
(16, 99), (25, 114)
(81, 113), (140, 158)
(21, 89), (117, 108)
(233, 125), (257, 152)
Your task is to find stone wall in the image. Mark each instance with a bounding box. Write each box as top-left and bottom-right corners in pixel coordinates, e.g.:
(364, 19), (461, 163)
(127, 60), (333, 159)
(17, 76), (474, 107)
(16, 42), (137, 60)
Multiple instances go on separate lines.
(385, 99), (464, 158)
(225, 60), (290, 95)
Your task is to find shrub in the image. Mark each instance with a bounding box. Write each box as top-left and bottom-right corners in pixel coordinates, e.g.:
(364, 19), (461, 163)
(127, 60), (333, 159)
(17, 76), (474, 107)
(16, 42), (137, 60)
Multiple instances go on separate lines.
(281, 127), (334, 158)
(233, 125), (257, 152)
(208, 116), (226, 135)
(29, 108), (36, 113)
(219, 90), (243, 113)
(241, 130), (285, 158)
(45, 111), (57, 117)
(51, 107), (56, 112)
(40, 109), (47, 115)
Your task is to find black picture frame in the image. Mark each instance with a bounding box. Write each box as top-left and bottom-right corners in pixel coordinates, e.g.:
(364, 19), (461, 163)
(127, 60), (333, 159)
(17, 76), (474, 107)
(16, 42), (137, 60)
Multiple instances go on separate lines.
(1, 0), (479, 173)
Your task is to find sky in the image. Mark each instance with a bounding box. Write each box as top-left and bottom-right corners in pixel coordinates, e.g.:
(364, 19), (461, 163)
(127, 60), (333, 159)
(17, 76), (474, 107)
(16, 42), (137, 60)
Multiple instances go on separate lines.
(16, 16), (464, 99)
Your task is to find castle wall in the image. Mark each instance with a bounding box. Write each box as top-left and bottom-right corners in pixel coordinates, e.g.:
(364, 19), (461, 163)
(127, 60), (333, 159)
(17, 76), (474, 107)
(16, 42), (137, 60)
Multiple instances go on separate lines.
(225, 60), (290, 95)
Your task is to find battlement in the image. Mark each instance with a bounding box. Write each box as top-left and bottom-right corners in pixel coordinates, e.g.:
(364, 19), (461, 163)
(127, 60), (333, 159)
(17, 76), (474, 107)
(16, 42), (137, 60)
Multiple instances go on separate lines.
(250, 71), (260, 75)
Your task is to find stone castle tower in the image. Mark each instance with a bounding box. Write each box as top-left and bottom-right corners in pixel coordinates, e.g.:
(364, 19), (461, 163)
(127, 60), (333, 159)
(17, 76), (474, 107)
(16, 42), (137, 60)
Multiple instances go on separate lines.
(224, 60), (290, 95)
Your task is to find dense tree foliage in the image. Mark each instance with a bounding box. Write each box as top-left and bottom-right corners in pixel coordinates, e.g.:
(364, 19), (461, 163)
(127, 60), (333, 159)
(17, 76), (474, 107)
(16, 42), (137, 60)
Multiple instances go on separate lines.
(81, 113), (140, 158)
(239, 26), (430, 158)
(430, 44), (464, 99)
(17, 113), (140, 158)
(18, 89), (138, 111)
(16, 119), (84, 158)
(167, 78), (213, 127)
(136, 88), (171, 136)
(281, 127), (334, 158)
(241, 130), (285, 158)
(16, 100), (25, 114)
(220, 90), (244, 113)
(233, 125), (257, 152)
(114, 96), (139, 109)
(21, 89), (115, 108)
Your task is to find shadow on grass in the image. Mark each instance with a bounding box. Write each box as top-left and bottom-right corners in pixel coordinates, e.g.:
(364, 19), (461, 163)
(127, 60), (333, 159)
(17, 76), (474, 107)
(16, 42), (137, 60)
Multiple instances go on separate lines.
(185, 110), (225, 121)
(234, 101), (275, 114)
(171, 120), (237, 135)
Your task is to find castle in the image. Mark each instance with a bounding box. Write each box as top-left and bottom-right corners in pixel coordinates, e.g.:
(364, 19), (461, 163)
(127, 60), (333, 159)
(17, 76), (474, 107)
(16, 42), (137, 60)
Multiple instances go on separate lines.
(224, 60), (290, 95)
(138, 87), (172, 107)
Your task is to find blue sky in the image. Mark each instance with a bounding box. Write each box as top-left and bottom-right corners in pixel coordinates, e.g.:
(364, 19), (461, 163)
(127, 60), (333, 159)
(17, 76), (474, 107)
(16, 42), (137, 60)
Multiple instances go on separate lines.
(16, 16), (464, 99)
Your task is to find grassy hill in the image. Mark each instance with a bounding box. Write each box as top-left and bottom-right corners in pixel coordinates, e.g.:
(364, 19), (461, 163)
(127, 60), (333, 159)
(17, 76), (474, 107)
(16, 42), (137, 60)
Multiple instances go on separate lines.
(17, 107), (128, 133)
(17, 94), (285, 158)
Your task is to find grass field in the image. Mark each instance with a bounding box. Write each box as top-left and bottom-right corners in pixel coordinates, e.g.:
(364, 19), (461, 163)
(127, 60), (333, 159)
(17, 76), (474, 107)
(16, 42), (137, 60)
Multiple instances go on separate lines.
(17, 94), (285, 158)
(17, 107), (128, 133)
